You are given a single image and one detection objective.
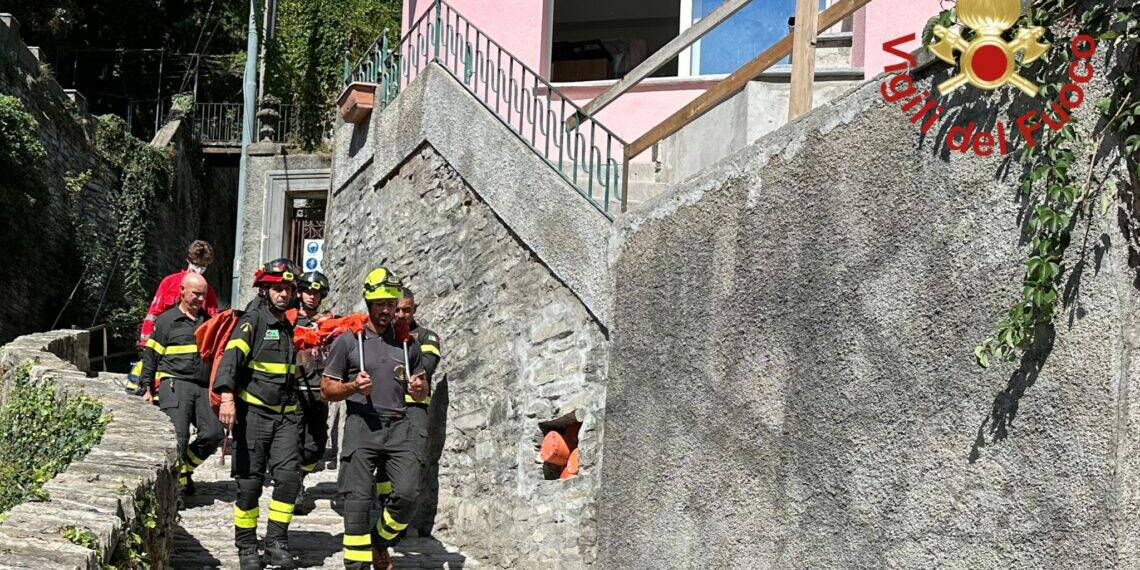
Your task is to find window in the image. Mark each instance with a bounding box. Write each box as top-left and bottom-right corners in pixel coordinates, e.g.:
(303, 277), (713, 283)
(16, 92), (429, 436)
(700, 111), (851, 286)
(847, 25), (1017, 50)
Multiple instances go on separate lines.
(550, 0), (681, 82)
(685, 0), (798, 75)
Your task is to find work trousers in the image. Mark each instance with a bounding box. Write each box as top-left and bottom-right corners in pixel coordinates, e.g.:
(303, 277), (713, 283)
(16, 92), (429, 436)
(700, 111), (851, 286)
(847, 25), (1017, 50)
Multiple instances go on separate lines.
(157, 378), (224, 486)
(297, 390), (330, 475)
(375, 403), (429, 505)
(231, 401), (301, 549)
(339, 412), (425, 568)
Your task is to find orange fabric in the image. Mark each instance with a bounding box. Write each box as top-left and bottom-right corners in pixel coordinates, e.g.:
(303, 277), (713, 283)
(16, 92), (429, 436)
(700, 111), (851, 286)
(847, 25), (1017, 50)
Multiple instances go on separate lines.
(292, 312), (370, 350)
(540, 431), (571, 466)
(194, 308), (240, 414)
(560, 448), (580, 479)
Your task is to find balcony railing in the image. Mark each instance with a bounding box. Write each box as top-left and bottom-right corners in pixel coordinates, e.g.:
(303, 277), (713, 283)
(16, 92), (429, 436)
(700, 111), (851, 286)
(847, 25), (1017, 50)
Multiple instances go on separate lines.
(345, 0), (626, 219)
(192, 102), (300, 145)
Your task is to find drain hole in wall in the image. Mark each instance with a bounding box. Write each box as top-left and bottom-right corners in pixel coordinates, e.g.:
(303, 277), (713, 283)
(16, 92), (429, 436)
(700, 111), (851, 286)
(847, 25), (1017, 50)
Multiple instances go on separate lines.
(538, 411), (581, 480)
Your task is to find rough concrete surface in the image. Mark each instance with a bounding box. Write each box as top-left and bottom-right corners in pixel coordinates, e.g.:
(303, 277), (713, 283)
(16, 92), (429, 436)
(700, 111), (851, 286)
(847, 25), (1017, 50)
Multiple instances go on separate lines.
(599, 35), (1140, 568)
(324, 146), (608, 568)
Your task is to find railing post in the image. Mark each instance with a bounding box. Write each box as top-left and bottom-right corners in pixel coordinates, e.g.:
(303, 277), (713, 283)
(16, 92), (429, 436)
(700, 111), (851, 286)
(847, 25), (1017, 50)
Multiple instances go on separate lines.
(433, 1), (443, 60)
(621, 155), (631, 214)
(102, 327), (108, 372)
(788, 0), (819, 120)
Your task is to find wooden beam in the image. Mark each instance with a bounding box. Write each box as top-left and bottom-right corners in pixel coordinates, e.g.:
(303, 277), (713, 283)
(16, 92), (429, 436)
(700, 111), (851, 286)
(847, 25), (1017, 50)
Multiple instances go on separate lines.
(566, 0), (753, 130)
(787, 0), (820, 120)
(625, 0), (871, 161)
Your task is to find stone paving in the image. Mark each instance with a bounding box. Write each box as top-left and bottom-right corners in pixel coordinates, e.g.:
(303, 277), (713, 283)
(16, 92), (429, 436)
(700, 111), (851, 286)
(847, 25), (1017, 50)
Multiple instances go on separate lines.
(171, 448), (477, 568)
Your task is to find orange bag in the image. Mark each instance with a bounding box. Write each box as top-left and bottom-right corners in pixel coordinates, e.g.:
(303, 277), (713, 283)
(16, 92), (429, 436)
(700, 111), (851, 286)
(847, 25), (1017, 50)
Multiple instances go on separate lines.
(560, 448), (580, 480)
(540, 431), (571, 466)
(195, 309), (241, 415)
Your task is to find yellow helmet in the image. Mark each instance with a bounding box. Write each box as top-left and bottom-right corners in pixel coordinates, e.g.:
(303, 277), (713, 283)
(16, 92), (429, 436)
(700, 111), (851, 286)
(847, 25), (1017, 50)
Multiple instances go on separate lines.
(362, 267), (402, 301)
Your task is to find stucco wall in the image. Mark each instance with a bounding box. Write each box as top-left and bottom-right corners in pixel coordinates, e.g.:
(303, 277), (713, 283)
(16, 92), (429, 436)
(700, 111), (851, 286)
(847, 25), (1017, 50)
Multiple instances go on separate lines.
(599, 36), (1140, 568)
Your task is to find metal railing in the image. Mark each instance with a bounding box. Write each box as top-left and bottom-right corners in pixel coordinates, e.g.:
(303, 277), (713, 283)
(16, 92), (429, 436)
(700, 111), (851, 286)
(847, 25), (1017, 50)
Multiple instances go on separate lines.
(87, 321), (142, 372)
(192, 102), (300, 144)
(344, 0), (626, 219)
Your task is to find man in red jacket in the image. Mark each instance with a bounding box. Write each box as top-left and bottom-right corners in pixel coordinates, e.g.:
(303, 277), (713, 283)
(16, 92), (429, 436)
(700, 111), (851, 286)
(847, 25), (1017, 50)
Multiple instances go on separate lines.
(127, 240), (221, 395)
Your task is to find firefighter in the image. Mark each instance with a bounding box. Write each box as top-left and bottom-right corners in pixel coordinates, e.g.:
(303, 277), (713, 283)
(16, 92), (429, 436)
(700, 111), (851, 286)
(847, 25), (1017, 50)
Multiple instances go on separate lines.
(292, 270), (331, 513)
(375, 286), (441, 523)
(213, 258), (302, 570)
(139, 272), (223, 496)
(321, 267), (427, 569)
(128, 240), (220, 395)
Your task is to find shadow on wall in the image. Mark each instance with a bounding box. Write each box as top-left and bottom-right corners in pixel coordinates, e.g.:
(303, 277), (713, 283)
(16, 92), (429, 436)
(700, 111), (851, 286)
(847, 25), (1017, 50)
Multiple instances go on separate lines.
(899, 56), (1134, 462)
(969, 323), (1055, 463)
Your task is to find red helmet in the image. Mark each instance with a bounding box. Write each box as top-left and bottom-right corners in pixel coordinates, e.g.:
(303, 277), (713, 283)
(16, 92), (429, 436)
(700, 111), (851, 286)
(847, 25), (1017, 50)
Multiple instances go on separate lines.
(253, 258), (300, 287)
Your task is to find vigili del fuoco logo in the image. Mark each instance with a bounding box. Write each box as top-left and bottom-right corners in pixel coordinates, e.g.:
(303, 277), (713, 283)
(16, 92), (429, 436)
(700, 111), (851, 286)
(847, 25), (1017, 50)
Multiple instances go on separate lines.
(879, 0), (1097, 157)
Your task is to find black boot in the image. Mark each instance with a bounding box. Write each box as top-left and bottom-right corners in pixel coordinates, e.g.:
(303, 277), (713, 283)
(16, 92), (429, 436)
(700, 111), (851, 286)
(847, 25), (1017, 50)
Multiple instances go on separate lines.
(182, 474), (196, 496)
(238, 546), (262, 570)
(264, 540), (295, 569)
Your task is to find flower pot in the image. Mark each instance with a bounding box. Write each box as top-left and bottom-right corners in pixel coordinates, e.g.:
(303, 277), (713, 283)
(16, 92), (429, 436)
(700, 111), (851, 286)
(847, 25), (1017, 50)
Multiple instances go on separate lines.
(337, 82), (377, 124)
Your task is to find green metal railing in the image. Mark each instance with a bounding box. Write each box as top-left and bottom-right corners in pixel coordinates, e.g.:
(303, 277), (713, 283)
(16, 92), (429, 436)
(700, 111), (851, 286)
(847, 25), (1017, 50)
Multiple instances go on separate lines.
(344, 0), (626, 219)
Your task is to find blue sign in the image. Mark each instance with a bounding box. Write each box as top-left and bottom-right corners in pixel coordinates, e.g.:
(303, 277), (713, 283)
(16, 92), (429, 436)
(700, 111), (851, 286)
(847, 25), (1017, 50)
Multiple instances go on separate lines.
(306, 258), (318, 270)
(306, 242), (320, 254)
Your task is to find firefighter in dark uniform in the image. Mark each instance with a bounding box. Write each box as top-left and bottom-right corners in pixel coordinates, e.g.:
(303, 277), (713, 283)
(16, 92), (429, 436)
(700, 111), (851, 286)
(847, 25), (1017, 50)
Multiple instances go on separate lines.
(213, 258), (302, 570)
(375, 286), (441, 518)
(139, 271), (223, 496)
(321, 267), (427, 569)
(292, 271), (331, 512)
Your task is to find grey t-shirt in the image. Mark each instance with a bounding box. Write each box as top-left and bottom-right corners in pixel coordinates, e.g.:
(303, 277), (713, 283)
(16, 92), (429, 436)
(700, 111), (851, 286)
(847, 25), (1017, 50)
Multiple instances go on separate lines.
(323, 325), (423, 415)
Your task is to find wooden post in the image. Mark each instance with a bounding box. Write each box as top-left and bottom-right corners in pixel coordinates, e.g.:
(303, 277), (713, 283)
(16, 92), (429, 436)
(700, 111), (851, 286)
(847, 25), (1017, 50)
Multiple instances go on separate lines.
(788, 0), (820, 121)
(102, 327), (108, 372)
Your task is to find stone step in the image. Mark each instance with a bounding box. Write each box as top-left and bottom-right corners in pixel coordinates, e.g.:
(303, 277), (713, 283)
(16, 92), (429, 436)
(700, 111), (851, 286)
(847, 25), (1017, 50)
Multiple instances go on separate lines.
(170, 450), (479, 568)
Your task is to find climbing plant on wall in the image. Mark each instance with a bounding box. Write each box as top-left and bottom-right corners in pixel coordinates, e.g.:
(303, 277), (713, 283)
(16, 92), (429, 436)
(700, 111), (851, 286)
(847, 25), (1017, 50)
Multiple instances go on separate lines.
(0, 95), (49, 266)
(0, 365), (110, 514)
(83, 114), (173, 328)
(926, 0), (1140, 367)
(267, 0), (400, 150)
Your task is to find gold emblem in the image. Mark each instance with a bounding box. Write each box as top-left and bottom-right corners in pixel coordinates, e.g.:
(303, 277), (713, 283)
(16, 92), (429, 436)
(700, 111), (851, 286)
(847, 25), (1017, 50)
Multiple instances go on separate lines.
(927, 0), (1050, 96)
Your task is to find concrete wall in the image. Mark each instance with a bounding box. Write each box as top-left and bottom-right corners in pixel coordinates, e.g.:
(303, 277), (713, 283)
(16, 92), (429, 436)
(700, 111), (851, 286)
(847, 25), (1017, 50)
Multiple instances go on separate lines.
(599, 38), (1140, 568)
(325, 146), (607, 568)
(234, 145), (330, 307)
(656, 71), (861, 183)
(0, 330), (179, 567)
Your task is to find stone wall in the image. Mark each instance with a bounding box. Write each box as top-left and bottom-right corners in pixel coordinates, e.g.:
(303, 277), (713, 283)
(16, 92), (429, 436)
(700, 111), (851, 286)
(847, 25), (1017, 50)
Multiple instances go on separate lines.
(0, 14), (237, 339)
(0, 14), (118, 342)
(599, 37), (1140, 568)
(0, 329), (179, 568)
(324, 146), (608, 568)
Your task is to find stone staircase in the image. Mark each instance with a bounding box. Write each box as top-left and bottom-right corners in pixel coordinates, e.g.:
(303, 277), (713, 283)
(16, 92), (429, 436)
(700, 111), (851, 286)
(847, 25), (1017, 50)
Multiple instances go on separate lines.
(171, 445), (477, 568)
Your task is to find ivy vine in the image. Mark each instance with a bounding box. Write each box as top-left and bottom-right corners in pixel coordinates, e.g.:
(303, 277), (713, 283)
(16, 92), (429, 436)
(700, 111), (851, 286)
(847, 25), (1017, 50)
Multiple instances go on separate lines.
(0, 364), (110, 514)
(924, 1), (1140, 367)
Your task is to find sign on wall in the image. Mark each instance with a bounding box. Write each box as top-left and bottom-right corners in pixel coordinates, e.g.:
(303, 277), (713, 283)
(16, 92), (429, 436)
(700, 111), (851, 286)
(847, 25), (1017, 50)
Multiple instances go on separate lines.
(303, 239), (324, 273)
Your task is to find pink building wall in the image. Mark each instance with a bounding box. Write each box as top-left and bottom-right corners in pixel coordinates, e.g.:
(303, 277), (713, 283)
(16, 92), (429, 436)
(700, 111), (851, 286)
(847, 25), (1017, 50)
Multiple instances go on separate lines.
(397, 0), (945, 148)
(404, 0), (551, 75)
(853, 0), (944, 78)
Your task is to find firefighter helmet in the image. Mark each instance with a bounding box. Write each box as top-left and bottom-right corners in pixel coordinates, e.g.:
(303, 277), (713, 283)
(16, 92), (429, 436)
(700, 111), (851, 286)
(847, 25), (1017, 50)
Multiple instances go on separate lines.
(253, 258), (299, 287)
(362, 267), (402, 301)
(298, 271), (330, 293)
